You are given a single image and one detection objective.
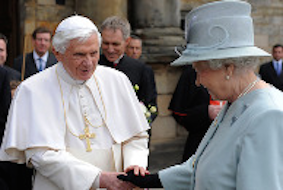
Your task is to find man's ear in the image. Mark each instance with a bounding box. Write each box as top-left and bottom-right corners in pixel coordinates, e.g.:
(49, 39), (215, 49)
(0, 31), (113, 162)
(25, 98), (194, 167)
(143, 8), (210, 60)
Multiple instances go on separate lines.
(32, 38), (36, 47)
(125, 37), (131, 46)
(52, 47), (62, 62)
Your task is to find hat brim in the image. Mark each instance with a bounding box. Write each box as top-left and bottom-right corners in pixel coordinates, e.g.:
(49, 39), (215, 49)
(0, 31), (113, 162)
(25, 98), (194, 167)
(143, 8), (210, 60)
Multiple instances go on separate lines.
(171, 46), (270, 66)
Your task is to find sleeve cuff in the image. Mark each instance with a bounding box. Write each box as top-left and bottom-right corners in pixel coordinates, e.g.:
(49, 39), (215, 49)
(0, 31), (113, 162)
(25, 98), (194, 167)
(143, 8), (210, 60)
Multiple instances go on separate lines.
(92, 171), (101, 189)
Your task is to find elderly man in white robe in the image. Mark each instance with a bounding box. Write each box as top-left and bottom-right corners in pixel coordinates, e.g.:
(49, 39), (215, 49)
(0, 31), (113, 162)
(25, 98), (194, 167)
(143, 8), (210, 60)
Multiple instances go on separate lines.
(0, 15), (150, 190)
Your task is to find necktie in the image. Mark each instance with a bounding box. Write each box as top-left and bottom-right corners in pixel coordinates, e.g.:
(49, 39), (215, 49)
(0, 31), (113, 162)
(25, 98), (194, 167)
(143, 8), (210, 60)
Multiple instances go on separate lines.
(275, 62), (282, 76)
(38, 58), (43, 71)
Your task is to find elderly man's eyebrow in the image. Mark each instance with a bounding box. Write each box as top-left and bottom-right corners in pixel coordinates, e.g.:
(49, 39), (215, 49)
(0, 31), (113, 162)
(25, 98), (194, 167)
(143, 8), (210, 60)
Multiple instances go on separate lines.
(73, 52), (86, 56)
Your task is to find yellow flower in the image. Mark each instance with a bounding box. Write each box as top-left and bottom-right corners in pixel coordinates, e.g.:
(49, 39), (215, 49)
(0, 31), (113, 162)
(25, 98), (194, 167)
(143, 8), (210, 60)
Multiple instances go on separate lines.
(145, 111), (151, 118)
(149, 106), (157, 113)
(139, 102), (157, 124)
(134, 84), (139, 92)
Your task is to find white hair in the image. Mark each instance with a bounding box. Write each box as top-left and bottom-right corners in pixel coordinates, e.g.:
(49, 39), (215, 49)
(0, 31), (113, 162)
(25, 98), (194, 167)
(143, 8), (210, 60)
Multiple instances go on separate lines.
(52, 29), (102, 54)
(207, 57), (260, 74)
(100, 16), (131, 40)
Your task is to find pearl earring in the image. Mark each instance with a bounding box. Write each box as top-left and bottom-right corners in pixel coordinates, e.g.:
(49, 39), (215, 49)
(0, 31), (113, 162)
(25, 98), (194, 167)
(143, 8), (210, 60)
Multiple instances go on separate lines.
(226, 75), (230, 80)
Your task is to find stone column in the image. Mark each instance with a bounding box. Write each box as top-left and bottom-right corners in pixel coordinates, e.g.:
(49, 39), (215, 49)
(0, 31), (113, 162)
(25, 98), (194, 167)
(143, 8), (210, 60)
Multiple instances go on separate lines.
(130, 0), (180, 29)
(129, 0), (183, 64)
(129, 0), (187, 142)
(76, 0), (127, 27)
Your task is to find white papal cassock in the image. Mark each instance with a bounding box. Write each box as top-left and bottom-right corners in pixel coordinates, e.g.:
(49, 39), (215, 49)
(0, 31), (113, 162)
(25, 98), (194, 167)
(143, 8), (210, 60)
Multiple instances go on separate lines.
(0, 62), (150, 190)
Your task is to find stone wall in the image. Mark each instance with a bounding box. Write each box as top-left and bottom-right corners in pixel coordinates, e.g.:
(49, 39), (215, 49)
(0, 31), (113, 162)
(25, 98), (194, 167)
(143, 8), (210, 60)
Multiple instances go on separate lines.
(19, 0), (128, 53)
(76, 0), (127, 26)
(19, 0), (74, 53)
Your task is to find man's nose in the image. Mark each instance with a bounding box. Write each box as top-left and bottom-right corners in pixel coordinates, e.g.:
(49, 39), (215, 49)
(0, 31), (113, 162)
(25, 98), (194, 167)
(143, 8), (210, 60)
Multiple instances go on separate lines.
(107, 45), (115, 53)
(82, 55), (93, 64)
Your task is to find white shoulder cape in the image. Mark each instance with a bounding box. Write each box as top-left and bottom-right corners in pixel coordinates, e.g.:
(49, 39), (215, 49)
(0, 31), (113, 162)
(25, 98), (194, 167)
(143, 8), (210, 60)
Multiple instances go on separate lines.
(0, 63), (149, 163)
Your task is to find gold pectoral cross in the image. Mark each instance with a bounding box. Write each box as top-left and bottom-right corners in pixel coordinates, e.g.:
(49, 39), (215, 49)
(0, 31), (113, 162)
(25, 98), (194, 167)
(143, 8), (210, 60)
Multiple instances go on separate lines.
(79, 127), (95, 152)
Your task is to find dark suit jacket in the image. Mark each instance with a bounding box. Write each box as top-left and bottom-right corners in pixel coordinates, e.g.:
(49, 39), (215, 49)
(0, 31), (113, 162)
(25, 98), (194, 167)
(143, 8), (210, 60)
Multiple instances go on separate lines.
(0, 67), (11, 142)
(259, 61), (283, 91)
(99, 54), (158, 121)
(168, 65), (211, 161)
(3, 65), (21, 81)
(0, 68), (10, 190)
(13, 51), (57, 79)
(0, 68), (33, 190)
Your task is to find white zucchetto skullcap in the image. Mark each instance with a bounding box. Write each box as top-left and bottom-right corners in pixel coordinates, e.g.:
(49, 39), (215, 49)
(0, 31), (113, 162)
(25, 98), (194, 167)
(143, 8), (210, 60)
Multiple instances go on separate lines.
(55, 15), (98, 33)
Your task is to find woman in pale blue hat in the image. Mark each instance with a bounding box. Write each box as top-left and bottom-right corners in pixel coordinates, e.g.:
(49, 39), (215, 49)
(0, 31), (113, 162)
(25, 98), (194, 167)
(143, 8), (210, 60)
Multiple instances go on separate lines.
(119, 0), (283, 189)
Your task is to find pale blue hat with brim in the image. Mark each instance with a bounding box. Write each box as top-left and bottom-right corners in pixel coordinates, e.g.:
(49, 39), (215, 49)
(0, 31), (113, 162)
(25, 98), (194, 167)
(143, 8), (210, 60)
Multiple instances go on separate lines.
(172, 0), (270, 66)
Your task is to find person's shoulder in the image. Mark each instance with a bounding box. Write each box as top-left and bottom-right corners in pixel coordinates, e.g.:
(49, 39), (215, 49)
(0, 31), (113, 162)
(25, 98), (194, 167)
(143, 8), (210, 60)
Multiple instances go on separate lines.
(96, 65), (128, 80)
(143, 63), (153, 70)
(0, 67), (10, 86)
(142, 64), (156, 79)
(259, 61), (272, 69)
(14, 65), (57, 99)
(0, 66), (8, 76)
(123, 55), (145, 68)
(48, 52), (57, 61)
(266, 87), (283, 105)
(96, 64), (120, 73)
(3, 66), (21, 80)
(14, 54), (23, 62)
(21, 64), (56, 86)
(252, 87), (283, 110)
(246, 88), (283, 130)
(14, 52), (33, 63)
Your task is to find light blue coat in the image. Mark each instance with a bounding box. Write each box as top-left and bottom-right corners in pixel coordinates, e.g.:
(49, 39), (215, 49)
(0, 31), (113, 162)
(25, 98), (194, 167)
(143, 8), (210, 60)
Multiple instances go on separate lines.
(159, 87), (283, 190)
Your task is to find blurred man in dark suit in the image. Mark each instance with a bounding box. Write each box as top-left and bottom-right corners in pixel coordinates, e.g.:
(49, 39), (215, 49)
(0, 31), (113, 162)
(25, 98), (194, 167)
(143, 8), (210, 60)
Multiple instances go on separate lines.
(125, 35), (143, 60)
(0, 33), (20, 81)
(99, 16), (158, 124)
(14, 27), (57, 79)
(259, 44), (283, 91)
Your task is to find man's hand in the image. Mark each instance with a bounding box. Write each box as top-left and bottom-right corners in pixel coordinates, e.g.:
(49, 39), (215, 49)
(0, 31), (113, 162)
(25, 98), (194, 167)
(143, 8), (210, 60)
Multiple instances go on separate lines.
(124, 165), (150, 176)
(99, 172), (136, 190)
